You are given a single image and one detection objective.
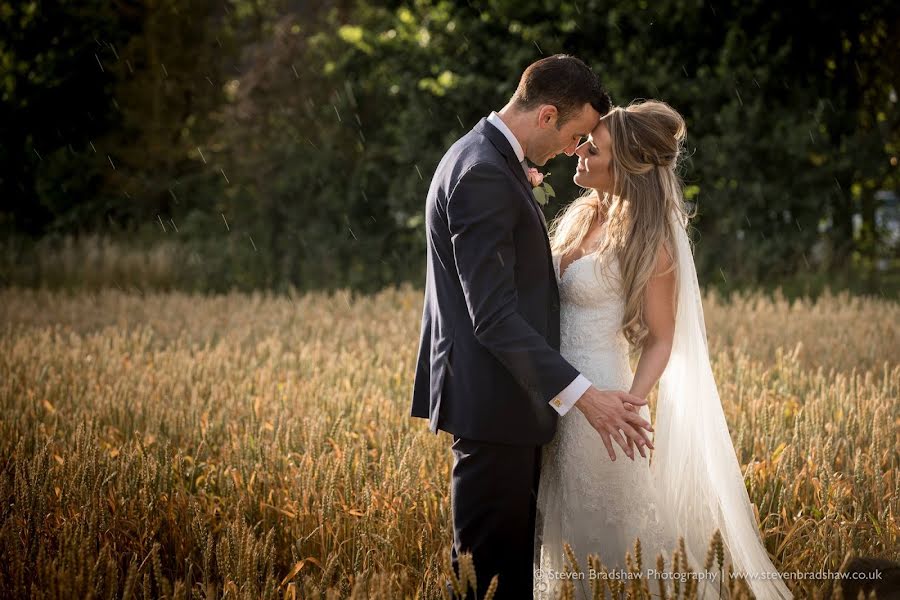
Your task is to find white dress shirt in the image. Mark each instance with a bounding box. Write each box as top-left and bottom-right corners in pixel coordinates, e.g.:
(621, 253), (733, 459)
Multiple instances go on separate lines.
(484, 111), (592, 416)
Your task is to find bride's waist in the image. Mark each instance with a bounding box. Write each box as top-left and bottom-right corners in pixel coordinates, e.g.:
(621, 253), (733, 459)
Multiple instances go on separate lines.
(559, 334), (630, 355)
(560, 346), (630, 365)
(559, 344), (631, 374)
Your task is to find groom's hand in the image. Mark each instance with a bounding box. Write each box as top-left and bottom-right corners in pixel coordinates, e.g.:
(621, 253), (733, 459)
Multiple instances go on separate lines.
(574, 387), (654, 461)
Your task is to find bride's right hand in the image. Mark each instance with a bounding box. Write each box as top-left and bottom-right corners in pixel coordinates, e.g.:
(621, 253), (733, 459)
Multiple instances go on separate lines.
(574, 387), (654, 461)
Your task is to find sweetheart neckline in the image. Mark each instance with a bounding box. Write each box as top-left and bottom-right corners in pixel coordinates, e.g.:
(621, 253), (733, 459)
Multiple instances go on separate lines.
(554, 221), (609, 283)
(556, 252), (596, 283)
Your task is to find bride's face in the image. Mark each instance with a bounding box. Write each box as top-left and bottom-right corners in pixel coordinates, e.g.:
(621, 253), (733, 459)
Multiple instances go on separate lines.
(573, 120), (613, 192)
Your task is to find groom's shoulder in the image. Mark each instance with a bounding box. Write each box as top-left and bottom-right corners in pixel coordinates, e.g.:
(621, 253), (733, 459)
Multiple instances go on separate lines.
(435, 125), (504, 181)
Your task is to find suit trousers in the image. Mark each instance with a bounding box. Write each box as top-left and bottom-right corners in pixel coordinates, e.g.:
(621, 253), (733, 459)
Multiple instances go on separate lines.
(448, 434), (543, 600)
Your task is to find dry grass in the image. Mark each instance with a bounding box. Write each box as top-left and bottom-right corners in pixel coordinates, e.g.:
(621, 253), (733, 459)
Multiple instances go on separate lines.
(0, 284), (896, 599)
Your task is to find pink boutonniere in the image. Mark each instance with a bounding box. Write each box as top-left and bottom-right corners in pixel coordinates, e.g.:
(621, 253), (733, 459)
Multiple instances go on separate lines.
(526, 167), (556, 206)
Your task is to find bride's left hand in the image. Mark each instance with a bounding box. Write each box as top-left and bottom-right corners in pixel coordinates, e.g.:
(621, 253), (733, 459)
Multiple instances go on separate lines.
(622, 403), (642, 456)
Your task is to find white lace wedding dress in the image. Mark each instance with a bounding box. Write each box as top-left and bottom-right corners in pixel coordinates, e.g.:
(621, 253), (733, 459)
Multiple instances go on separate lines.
(533, 218), (793, 600)
(533, 222), (679, 600)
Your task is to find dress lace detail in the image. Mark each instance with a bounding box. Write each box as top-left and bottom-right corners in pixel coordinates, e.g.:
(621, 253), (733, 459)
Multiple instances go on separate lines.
(534, 227), (678, 600)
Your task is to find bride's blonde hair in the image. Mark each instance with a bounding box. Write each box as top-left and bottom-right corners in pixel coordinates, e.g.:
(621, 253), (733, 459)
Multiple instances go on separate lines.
(548, 99), (694, 350)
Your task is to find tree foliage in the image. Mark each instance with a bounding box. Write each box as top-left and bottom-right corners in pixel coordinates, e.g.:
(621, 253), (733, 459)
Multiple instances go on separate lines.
(2, 0), (897, 295)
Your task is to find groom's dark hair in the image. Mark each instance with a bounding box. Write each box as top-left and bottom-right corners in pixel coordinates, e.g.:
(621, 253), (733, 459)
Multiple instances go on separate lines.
(510, 54), (612, 127)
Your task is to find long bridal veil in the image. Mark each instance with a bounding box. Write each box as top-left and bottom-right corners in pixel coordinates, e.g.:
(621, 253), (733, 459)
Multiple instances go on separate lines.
(650, 210), (792, 599)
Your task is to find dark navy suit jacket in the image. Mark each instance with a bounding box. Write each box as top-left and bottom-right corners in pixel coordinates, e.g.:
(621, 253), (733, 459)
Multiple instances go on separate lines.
(410, 117), (581, 446)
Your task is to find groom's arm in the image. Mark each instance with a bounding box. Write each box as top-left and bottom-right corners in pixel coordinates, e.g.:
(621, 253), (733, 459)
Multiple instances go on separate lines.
(553, 374), (592, 416)
(447, 161), (588, 413)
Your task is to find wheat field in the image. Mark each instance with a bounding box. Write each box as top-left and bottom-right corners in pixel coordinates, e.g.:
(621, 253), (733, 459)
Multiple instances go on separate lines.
(0, 284), (897, 599)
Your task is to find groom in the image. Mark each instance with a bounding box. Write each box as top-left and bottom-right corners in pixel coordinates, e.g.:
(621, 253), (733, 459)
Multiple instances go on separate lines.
(411, 55), (655, 599)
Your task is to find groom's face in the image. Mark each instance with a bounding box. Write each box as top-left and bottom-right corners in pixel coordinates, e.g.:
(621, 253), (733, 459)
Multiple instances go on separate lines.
(528, 103), (601, 166)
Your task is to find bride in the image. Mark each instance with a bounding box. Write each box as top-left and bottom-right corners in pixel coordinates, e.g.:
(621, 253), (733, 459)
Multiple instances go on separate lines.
(532, 100), (793, 600)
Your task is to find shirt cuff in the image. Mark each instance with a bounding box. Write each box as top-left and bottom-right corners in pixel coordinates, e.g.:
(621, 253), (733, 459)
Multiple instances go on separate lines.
(549, 374), (592, 416)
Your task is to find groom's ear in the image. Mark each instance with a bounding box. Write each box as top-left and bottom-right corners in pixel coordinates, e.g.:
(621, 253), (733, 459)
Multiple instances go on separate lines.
(536, 105), (559, 129)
